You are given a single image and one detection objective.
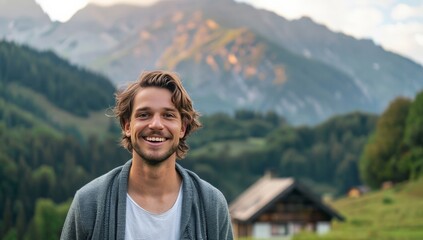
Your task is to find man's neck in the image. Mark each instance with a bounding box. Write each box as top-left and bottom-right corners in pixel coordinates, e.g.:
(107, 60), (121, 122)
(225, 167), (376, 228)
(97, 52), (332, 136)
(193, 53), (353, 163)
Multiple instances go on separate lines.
(127, 156), (182, 214)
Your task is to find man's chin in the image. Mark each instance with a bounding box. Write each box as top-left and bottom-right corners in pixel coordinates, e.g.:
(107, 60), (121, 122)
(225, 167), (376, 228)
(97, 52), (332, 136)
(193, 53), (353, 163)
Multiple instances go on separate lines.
(132, 143), (177, 166)
(137, 151), (175, 166)
(142, 156), (168, 166)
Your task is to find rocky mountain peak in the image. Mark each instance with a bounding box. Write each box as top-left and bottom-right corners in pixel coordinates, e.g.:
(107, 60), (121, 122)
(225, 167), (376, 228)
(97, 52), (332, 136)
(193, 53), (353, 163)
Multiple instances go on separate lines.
(0, 0), (49, 21)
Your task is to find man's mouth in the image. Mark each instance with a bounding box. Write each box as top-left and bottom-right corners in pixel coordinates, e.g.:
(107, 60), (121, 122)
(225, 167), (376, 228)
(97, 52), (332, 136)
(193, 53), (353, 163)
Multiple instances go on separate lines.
(144, 136), (166, 142)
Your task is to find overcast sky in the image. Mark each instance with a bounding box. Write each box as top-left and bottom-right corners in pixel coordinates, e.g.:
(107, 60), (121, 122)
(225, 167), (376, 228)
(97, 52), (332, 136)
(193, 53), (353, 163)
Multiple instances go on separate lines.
(35, 0), (423, 66)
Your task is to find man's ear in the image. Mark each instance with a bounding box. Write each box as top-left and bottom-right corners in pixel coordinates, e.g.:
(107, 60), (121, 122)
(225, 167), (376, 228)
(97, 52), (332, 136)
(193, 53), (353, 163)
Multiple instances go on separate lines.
(180, 121), (187, 139)
(124, 121), (131, 137)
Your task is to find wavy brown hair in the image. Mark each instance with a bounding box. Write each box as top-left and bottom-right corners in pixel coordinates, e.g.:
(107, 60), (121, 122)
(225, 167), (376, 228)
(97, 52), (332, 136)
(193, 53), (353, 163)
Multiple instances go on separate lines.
(113, 70), (202, 159)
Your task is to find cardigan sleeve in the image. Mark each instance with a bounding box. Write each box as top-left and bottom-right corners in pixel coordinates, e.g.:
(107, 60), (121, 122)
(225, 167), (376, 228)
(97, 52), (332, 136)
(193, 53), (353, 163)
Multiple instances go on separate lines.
(212, 187), (234, 240)
(196, 178), (234, 240)
(60, 162), (129, 240)
(60, 192), (88, 240)
(180, 165), (234, 240)
(217, 191), (233, 239)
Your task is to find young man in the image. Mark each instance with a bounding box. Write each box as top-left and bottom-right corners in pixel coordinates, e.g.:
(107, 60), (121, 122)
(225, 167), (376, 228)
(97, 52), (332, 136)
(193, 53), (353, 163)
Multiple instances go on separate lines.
(61, 70), (233, 239)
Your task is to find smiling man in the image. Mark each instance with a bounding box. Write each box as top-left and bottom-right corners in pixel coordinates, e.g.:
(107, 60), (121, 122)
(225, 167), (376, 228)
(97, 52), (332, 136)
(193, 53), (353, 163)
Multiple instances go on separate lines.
(61, 70), (234, 240)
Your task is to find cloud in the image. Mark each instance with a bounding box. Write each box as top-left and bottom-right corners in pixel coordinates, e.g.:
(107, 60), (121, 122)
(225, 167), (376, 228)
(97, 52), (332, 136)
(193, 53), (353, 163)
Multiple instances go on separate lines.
(342, 7), (384, 38)
(375, 21), (423, 64)
(416, 33), (423, 46)
(391, 3), (423, 21)
(35, 0), (88, 22)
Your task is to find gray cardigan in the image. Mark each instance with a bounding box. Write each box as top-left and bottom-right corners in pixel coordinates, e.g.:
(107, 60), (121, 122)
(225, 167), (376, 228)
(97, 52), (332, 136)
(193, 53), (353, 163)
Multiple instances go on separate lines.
(61, 160), (233, 240)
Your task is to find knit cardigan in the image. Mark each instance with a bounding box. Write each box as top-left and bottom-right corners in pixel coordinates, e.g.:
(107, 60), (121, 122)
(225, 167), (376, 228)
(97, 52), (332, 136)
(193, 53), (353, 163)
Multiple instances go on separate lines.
(60, 160), (233, 240)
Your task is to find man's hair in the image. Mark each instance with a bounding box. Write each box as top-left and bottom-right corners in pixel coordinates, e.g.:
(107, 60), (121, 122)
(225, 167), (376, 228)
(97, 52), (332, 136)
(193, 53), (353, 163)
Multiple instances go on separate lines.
(113, 70), (202, 159)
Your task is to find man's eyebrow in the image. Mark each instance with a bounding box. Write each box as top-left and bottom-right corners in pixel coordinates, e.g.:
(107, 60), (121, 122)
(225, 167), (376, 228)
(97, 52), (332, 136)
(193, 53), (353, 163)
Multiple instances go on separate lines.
(163, 107), (178, 112)
(134, 107), (150, 112)
(134, 107), (178, 112)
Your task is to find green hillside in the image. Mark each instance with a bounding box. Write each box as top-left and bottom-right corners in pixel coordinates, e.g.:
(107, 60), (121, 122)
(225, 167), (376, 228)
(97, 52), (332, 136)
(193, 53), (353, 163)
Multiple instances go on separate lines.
(0, 40), (115, 117)
(0, 40), (118, 139)
(5, 83), (116, 138)
(294, 178), (423, 240)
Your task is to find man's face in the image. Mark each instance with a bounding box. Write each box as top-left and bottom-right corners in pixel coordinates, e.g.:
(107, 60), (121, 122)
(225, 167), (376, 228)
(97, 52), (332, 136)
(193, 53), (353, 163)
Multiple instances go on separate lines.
(124, 87), (186, 166)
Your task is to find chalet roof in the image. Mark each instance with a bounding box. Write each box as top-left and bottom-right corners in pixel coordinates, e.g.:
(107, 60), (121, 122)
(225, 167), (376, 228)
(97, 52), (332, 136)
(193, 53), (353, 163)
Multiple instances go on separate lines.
(229, 175), (344, 222)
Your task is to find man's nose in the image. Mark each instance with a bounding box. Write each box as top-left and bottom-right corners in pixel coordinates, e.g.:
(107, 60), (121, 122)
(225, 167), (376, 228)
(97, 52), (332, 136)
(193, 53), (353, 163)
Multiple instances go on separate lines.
(148, 114), (164, 129)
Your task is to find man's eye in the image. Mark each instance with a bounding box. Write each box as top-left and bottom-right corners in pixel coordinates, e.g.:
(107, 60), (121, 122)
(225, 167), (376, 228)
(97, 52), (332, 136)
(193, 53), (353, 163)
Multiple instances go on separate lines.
(136, 113), (149, 118)
(164, 113), (175, 118)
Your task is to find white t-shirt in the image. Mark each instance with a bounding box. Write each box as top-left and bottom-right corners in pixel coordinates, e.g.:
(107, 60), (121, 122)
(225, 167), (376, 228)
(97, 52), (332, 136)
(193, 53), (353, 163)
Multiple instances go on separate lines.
(125, 185), (183, 240)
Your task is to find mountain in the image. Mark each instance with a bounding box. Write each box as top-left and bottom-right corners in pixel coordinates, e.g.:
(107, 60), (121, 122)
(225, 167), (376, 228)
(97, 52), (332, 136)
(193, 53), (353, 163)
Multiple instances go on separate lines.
(0, 40), (116, 137)
(1, 0), (423, 125)
(0, 0), (49, 20)
(0, 0), (51, 44)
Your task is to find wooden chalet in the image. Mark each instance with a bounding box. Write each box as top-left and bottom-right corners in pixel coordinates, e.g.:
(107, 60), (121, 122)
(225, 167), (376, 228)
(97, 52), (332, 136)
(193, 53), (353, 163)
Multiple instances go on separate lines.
(229, 174), (344, 239)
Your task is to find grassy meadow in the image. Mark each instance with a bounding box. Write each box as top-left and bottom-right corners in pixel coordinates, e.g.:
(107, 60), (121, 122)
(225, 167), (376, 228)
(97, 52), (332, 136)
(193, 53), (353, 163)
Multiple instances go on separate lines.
(293, 177), (423, 240)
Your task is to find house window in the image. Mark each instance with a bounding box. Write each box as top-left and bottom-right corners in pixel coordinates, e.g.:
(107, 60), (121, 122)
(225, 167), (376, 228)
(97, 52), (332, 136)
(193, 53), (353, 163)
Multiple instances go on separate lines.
(271, 224), (288, 236)
(316, 222), (331, 235)
(253, 222), (271, 238)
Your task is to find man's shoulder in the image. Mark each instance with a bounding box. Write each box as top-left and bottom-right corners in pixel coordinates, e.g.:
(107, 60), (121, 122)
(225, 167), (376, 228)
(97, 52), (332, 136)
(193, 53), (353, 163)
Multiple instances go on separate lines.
(177, 163), (233, 239)
(74, 163), (127, 204)
(179, 164), (227, 205)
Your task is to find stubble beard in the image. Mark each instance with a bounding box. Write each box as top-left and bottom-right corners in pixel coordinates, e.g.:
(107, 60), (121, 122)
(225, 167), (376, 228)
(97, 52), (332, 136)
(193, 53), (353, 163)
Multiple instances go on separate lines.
(132, 139), (179, 166)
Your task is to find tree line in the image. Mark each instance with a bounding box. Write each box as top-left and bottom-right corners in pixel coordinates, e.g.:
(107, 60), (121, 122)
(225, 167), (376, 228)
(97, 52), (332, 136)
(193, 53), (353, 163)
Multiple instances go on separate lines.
(183, 110), (378, 201)
(360, 91), (423, 188)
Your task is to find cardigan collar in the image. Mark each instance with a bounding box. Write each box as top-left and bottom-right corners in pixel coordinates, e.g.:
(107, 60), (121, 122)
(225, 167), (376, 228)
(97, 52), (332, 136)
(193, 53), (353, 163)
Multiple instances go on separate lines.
(116, 160), (200, 239)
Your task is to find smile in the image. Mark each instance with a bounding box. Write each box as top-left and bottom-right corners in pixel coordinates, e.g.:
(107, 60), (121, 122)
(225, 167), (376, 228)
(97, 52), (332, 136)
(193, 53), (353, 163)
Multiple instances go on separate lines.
(144, 136), (166, 142)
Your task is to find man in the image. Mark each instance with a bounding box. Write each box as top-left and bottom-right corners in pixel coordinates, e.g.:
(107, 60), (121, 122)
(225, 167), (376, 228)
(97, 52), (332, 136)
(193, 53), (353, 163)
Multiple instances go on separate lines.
(61, 70), (233, 239)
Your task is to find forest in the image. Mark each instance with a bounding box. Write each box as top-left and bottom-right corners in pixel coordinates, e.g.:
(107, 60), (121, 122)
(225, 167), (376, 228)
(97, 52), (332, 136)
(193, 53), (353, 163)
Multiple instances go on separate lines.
(0, 40), (422, 239)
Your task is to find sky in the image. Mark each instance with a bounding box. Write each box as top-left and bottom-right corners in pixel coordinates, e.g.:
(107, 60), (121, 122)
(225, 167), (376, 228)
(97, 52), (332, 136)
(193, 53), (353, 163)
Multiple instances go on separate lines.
(35, 0), (423, 66)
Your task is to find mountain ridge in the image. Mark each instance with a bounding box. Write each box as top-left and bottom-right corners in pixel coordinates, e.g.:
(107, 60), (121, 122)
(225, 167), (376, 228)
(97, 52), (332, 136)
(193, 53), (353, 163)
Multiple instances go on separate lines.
(1, 0), (422, 125)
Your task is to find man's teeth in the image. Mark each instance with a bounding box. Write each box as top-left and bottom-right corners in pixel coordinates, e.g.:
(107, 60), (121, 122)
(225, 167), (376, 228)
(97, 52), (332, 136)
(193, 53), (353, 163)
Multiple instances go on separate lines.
(146, 137), (165, 142)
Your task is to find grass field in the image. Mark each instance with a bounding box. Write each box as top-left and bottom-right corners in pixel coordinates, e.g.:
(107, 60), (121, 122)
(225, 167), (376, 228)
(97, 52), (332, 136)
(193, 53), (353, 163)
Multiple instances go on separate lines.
(293, 177), (423, 240)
